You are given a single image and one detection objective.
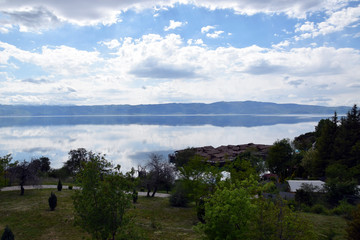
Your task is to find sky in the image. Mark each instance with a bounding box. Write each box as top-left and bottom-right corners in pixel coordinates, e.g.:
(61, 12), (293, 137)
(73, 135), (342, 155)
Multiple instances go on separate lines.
(0, 0), (360, 107)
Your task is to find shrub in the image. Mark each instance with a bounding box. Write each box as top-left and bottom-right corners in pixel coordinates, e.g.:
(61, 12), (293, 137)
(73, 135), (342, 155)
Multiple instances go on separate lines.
(196, 197), (206, 223)
(68, 184), (73, 190)
(57, 179), (62, 191)
(169, 182), (189, 207)
(132, 189), (138, 204)
(1, 226), (14, 240)
(48, 192), (57, 211)
(331, 200), (355, 217)
(346, 204), (360, 240)
(310, 204), (328, 215)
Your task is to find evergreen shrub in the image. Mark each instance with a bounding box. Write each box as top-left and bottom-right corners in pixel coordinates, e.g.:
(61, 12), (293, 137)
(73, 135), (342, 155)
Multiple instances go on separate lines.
(57, 179), (62, 191)
(48, 192), (57, 211)
(1, 226), (14, 240)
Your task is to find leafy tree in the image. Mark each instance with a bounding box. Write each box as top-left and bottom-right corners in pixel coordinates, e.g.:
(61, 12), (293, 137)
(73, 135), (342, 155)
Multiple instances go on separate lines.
(73, 153), (134, 240)
(1, 226), (14, 240)
(31, 156), (51, 173)
(48, 192), (57, 211)
(324, 179), (358, 206)
(141, 154), (175, 197)
(57, 179), (62, 191)
(227, 155), (257, 182)
(169, 147), (196, 168)
(197, 177), (315, 240)
(169, 181), (189, 207)
(267, 139), (294, 181)
(177, 155), (222, 205)
(64, 148), (93, 176)
(0, 154), (13, 187)
(8, 159), (41, 195)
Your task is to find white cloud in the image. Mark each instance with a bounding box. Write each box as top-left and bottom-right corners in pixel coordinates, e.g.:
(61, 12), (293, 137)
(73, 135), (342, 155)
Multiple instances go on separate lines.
(201, 25), (215, 33)
(272, 40), (290, 49)
(1, 34), (360, 106)
(164, 20), (187, 31)
(295, 5), (360, 40)
(0, 0), (351, 31)
(99, 39), (121, 49)
(206, 30), (224, 38)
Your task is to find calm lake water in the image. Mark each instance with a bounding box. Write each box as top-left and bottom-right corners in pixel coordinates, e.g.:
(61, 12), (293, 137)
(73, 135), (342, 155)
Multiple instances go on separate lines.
(0, 114), (329, 171)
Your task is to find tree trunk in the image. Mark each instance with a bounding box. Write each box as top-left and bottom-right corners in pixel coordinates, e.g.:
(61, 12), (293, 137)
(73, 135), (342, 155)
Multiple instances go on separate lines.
(151, 185), (157, 197)
(20, 184), (24, 195)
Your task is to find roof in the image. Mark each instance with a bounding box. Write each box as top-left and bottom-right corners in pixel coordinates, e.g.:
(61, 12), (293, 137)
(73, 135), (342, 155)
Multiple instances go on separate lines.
(287, 180), (325, 192)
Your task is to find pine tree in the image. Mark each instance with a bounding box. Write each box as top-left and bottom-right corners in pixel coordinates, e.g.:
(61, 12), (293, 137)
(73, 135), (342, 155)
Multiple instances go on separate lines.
(1, 226), (14, 240)
(48, 192), (57, 211)
(57, 179), (62, 191)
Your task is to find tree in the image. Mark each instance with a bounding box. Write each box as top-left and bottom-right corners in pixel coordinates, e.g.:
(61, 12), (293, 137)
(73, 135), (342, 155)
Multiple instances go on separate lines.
(31, 156), (51, 173)
(267, 139), (294, 181)
(8, 160), (41, 195)
(48, 192), (57, 211)
(72, 153), (134, 240)
(197, 177), (316, 240)
(141, 154), (175, 197)
(64, 148), (93, 176)
(57, 179), (62, 191)
(169, 147), (196, 168)
(0, 154), (13, 187)
(1, 226), (14, 240)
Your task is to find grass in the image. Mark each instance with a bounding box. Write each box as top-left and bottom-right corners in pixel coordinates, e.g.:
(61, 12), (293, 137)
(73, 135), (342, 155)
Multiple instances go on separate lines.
(0, 189), (201, 240)
(0, 188), (350, 240)
(301, 212), (348, 240)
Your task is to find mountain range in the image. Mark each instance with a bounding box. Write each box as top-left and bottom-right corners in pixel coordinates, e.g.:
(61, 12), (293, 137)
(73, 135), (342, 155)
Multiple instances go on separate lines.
(0, 101), (351, 116)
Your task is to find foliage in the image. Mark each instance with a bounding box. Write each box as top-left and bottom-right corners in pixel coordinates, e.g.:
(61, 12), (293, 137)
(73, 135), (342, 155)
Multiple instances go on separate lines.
(168, 147), (196, 168)
(346, 204), (360, 240)
(324, 179), (358, 206)
(68, 184), (73, 190)
(267, 139), (294, 181)
(72, 153), (134, 240)
(8, 159), (41, 195)
(57, 179), (63, 191)
(197, 178), (316, 240)
(295, 183), (321, 206)
(197, 181), (256, 239)
(132, 189), (138, 204)
(140, 153), (175, 197)
(331, 200), (355, 216)
(177, 155), (222, 204)
(227, 154), (258, 182)
(169, 181), (189, 207)
(31, 156), (51, 173)
(48, 192), (57, 211)
(64, 148), (94, 176)
(0, 154), (13, 187)
(1, 226), (14, 240)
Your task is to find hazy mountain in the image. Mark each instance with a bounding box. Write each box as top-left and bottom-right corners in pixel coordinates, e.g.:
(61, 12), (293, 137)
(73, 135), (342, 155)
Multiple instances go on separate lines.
(0, 101), (350, 116)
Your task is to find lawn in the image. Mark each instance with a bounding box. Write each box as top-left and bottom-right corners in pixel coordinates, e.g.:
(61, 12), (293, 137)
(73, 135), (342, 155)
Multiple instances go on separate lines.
(0, 189), (201, 240)
(0, 188), (350, 240)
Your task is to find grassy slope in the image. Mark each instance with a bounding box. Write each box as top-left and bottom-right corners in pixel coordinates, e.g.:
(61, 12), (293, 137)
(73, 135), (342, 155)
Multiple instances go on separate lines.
(0, 189), (200, 240)
(0, 189), (349, 240)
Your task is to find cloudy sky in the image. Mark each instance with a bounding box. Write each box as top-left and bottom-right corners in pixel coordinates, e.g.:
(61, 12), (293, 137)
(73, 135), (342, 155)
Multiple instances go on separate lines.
(0, 0), (359, 106)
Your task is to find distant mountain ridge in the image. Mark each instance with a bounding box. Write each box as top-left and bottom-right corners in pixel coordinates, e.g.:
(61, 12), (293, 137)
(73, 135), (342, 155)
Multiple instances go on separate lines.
(0, 101), (350, 116)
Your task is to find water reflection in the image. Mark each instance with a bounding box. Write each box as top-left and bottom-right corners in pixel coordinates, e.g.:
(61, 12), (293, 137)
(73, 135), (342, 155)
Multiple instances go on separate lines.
(0, 115), (326, 171)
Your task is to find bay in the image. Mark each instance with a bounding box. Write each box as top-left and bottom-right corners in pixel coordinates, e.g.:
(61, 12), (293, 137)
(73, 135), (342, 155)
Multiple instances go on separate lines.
(0, 114), (329, 171)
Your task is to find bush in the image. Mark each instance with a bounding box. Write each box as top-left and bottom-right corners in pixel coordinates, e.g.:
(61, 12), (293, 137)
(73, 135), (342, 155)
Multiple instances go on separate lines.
(68, 185), (73, 190)
(57, 179), (62, 191)
(1, 226), (14, 240)
(196, 197), (206, 223)
(331, 199), (355, 216)
(132, 189), (138, 204)
(310, 204), (328, 215)
(169, 182), (189, 207)
(346, 204), (360, 240)
(48, 192), (57, 211)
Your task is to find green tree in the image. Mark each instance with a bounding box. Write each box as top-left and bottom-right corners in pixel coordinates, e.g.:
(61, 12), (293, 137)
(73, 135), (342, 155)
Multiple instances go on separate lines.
(197, 177), (315, 240)
(64, 148), (93, 176)
(72, 153), (134, 240)
(267, 139), (294, 181)
(0, 154), (12, 187)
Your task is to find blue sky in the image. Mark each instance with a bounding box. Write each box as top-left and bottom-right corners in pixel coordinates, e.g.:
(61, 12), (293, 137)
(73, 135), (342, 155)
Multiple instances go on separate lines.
(0, 0), (360, 106)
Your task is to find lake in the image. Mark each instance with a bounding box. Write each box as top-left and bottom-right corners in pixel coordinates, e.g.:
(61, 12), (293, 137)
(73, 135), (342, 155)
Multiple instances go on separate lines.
(0, 114), (329, 171)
